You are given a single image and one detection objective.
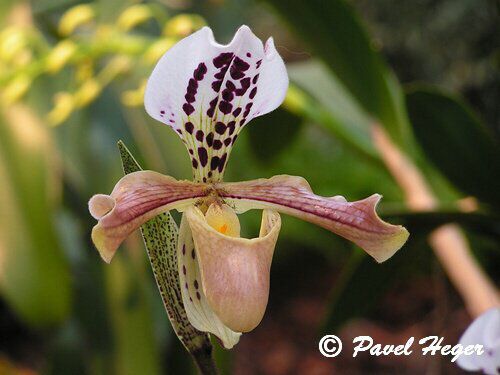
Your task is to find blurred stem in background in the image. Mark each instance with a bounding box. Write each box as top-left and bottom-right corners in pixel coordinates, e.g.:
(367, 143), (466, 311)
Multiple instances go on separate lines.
(372, 124), (499, 317)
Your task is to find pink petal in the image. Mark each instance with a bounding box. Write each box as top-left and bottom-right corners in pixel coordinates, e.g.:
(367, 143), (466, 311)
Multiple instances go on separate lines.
(219, 175), (409, 262)
(88, 171), (206, 262)
(186, 206), (281, 332)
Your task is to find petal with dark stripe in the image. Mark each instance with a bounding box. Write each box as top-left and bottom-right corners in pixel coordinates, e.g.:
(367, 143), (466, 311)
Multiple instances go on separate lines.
(218, 175), (409, 262)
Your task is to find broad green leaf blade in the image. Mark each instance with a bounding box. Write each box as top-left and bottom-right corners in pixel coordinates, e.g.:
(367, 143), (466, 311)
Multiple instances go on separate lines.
(247, 108), (302, 163)
(264, 0), (412, 147)
(406, 87), (500, 211)
(117, 141), (212, 356)
(287, 60), (380, 163)
(383, 210), (500, 241)
(0, 105), (71, 326)
(322, 241), (423, 332)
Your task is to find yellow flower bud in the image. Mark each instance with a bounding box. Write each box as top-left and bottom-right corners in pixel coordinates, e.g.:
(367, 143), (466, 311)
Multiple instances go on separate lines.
(283, 85), (309, 114)
(121, 80), (146, 107)
(0, 27), (26, 62)
(46, 40), (77, 73)
(48, 92), (75, 126)
(2, 75), (31, 104)
(117, 4), (153, 31)
(143, 38), (175, 65)
(98, 56), (131, 84)
(74, 79), (101, 107)
(58, 4), (95, 36)
(75, 61), (94, 83)
(163, 14), (205, 37)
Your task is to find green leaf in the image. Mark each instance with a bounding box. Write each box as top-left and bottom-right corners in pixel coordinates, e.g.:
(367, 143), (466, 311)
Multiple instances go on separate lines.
(117, 141), (214, 365)
(322, 238), (427, 332)
(0, 106), (71, 326)
(247, 107), (302, 163)
(264, 0), (412, 147)
(406, 87), (500, 211)
(383, 210), (500, 240)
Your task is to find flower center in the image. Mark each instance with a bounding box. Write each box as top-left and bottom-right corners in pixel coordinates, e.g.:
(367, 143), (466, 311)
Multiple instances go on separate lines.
(205, 203), (240, 237)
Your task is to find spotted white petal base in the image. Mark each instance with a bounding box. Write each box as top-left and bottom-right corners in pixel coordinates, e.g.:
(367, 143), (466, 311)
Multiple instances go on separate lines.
(456, 307), (500, 374)
(144, 25), (288, 182)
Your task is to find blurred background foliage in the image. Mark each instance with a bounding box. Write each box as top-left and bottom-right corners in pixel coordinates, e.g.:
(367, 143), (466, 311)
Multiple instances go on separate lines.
(0, 0), (498, 374)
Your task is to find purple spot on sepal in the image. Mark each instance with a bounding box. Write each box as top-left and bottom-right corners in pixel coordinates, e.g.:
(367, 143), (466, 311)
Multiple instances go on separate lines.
(185, 93), (196, 103)
(183, 103), (195, 115)
(226, 81), (236, 91)
(192, 158), (198, 168)
(183, 265), (186, 275)
(191, 248), (196, 259)
(246, 52), (252, 58)
(224, 137), (232, 146)
(189, 149), (194, 155)
(240, 118), (246, 126)
(176, 129), (182, 134)
(214, 71), (225, 80)
(249, 87), (257, 99)
(212, 80), (222, 92)
(194, 280), (199, 289)
(215, 122), (226, 135)
(233, 56), (250, 71)
(203, 177), (207, 182)
(210, 156), (220, 170)
(196, 130), (204, 142)
(213, 52), (233, 68)
(252, 74), (259, 84)
(218, 153), (227, 172)
(222, 89), (234, 102)
(193, 62), (207, 80)
(206, 132), (214, 147)
(232, 134), (238, 145)
(187, 79), (198, 94)
(213, 140), (223, 150)
(207, 98), (218, 117)
(185, 121), (194, 134)
(160, 110), (165, 114)
(219, 101), (233, 114)
(256, 59), (262, 68)
(235, 77), (251, 96)
(227, 121), (236, 135)
(230, 66), (245, 80)
(196, 291), (201, 300)
(197, 147), (208, 167)
(232, 107), (241, 117)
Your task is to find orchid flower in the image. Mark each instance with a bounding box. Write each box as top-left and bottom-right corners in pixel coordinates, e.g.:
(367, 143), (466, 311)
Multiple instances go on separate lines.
(456, 307), (500, 374)
(88, 25), (409, 349)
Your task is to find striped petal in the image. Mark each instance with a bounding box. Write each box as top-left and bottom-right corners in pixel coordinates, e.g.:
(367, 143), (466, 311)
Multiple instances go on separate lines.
(218, 175), (409, 263)
(177, 215), (241, 349)
(144, 25), (288, 182)
(186, 205), (281, 332)
(88, 171), (206, 262)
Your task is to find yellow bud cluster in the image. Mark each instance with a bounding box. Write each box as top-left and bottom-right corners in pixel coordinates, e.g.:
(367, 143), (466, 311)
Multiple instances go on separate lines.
(46, 40), (77, 73)
(143, 38), (175, 65)
(0, 27), (27, 62)
(121, 80), (146, 107)
(2, 74), (31, 105)
(47, 92), (75, 126)
(59, 4), (95, 36)
(163, 14), (205, 38)
(117, 5), (153, 31)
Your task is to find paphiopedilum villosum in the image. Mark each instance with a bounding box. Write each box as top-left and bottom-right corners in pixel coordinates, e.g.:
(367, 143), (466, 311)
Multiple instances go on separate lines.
(89, 25), (409, 349)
